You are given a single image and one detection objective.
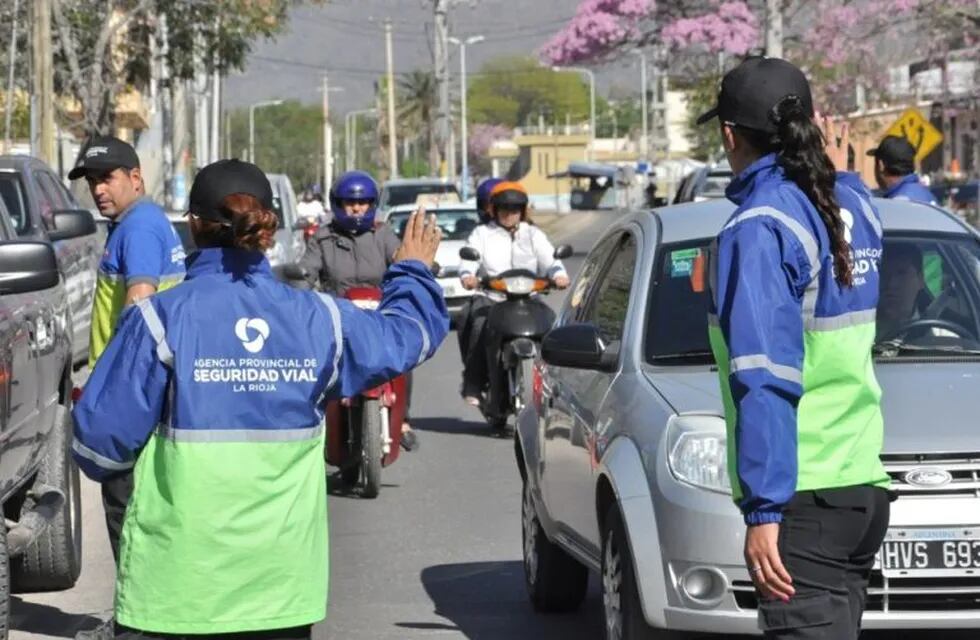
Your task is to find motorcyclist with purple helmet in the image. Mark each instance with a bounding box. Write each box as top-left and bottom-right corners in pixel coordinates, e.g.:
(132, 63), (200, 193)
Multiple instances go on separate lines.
(300, 170), (419, 450)
(474, 177), (503, 224)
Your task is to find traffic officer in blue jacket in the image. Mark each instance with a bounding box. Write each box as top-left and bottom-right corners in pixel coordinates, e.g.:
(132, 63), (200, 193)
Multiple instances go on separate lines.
(71, 159), (448, 639)
(868, 135), (937, 204)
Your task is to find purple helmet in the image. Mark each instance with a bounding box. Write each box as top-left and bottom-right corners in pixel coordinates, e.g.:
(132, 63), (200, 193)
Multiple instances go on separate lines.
(330, 170), (379, 234)
(475, 178), (504, 222)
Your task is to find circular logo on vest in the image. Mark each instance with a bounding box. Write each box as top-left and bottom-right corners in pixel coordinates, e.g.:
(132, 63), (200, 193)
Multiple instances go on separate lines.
(903, 467), (952, 489)
(235, 317), (270, 353)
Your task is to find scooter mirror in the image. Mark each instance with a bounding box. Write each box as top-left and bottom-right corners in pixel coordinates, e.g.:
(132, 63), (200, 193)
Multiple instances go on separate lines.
(459, 247), (481, 262)
(553, 244), (573, 260)
(281, 263), (308, 281)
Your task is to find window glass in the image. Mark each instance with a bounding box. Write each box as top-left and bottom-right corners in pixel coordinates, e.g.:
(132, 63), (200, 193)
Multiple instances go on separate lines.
(384, 184), (459, 208)
(559, 234), (617, 326)
(36, 172), (68, 231)
(580, 234), (637, 344)
(387, 208), (479, 241)
(0, 173), (30, 235)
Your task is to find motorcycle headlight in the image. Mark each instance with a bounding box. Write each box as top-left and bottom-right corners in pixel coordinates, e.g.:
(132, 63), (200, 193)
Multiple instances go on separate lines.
(502, 276), (535, 295)
(666, 414), (731, 495)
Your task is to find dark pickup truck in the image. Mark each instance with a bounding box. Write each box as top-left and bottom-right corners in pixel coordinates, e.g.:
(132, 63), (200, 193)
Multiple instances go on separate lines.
(0, 156), (104, 367)
(0, 194), (96, 638)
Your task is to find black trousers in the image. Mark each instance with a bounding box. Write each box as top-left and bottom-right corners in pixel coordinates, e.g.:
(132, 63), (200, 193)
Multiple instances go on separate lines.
(102, 471), (134, 563)
(113, 624), (312, 640)
(456, 296), (494, 396)
(759, 485), (890, 640)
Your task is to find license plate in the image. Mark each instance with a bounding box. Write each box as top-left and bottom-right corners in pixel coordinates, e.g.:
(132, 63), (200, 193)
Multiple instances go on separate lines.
(442, 283), (457, 297)
(880, 529), (980, 577)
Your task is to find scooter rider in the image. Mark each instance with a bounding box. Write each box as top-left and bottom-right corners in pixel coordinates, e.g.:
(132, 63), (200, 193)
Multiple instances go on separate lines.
(457, 181), (569, 404)
(72, 159), (447, 639)
(299, 170), (420, 451)
(474, 177), (503, 224)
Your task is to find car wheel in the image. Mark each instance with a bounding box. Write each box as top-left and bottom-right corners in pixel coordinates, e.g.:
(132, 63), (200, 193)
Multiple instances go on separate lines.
(522, 481), (588, 612)
(12, 404), (82, 591)
(0, 519), (8, 640)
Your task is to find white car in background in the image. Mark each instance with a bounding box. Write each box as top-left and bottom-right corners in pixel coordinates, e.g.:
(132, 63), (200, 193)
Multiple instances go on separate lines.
(385, 203), (479, 319)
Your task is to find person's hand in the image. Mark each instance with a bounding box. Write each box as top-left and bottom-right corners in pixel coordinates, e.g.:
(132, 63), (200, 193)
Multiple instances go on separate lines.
(819, 113), (849, 172)
(461, 275), (479, 290)
(393, 207), (441, 268)
(744, 523), (794, 602)
(553, 274), (570, 289)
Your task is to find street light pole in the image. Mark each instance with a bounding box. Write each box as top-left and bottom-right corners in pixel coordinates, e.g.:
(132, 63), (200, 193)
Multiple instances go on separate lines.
(634, 51), (649, 160)
(248, 99), (282, 164)
(449, 35), (485, 201)
(553, 66), (595, 161)
(345, 108), (377, 171)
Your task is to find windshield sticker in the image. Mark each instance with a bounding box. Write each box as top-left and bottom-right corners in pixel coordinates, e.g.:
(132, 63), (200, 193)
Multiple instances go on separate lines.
(670, 248), (701, 278)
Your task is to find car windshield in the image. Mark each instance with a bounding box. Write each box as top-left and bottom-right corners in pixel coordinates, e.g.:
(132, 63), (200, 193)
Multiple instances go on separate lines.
(385, 184), (458, 207)
(388, 209), (479, 241)
(170, 218), (196, 252)
(645, 232), (980, 365)
(0, 173), (30, 234)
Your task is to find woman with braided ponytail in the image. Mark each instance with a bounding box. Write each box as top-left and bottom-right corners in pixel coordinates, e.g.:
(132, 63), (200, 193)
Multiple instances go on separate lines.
(700, 57), (890, 640)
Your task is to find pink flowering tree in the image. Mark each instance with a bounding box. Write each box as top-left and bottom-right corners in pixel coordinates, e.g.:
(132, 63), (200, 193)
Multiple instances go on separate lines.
(468, 123), (513, 175)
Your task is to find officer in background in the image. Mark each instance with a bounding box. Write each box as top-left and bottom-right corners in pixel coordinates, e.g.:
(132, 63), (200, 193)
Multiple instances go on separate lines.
(868, 135), (937, 204)
(72, 159), (447, 639)
(68, 136), (186, 568)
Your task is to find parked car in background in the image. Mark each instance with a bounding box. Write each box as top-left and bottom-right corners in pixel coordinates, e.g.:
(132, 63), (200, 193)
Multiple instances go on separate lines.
(673, 161), (733, 204)
(386, 203), (479, 319)
(379, 178), (460, 215)
(0, 156), (104, 368)
(265, 173), (307, 268)
(517, 197), (980, 637)
(0, 201), (96, 638)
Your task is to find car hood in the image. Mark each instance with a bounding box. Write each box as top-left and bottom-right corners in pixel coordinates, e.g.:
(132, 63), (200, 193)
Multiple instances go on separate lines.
(643, 361), (980, 454)
(436, 240), (465, 269)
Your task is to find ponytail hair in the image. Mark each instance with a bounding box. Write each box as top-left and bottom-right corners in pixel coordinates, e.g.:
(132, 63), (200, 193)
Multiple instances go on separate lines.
(192, 193), (278, 252)
(739, 97), (853, 287)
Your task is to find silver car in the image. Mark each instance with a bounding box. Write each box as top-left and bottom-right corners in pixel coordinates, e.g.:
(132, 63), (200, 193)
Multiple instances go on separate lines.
(516, 197), (980, 637)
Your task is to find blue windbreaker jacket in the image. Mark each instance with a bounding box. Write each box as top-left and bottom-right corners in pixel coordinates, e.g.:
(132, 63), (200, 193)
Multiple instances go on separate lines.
(883, 173), (936, 205)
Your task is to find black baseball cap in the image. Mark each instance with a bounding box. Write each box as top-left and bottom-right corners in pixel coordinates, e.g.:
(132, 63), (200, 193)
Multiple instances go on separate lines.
(867, 135), (915, 173)
(696, 56), (813, 134)
(68, 136), (141, 180)
(188, 159), (274, 224)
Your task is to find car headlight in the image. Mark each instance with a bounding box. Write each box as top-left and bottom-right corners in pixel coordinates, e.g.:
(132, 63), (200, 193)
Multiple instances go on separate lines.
(666, 414), (731, 494)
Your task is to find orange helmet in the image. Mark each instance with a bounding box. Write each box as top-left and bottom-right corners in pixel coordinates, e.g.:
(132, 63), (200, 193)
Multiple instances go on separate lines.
(488, 181), (529, 209)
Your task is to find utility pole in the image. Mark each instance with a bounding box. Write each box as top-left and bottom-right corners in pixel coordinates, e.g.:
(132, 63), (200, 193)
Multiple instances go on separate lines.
(322, 74), (333, 193)
(4, 0), (20, 153)
(210, 71), (221, 163)
(449, 35), (484, 201)
(32, 0), (54, 163)
(434, 0), (450, 177)
(385, 19), (398, 178)
(765, 0), (783, 58)
(634, 51), (649, 160)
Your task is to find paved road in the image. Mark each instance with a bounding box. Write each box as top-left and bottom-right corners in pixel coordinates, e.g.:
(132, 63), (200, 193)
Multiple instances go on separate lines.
(9, 209), (971, 640)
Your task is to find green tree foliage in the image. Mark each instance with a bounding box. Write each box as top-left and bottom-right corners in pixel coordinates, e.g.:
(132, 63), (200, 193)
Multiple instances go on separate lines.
(595, 96), (643, 138)
(468, 56), (590, 128)
(679, 74), (723, 162)
(396, 70), (439, 175)
(227, 100), (324, 191)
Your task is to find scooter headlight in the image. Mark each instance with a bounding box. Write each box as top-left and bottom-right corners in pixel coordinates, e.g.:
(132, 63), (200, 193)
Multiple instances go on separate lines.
(666, 414), (731, 495)
(493, 276), (536, 295)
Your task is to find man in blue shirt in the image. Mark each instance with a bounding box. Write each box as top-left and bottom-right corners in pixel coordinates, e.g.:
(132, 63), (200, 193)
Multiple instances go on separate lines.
(868, 135), (936, 204)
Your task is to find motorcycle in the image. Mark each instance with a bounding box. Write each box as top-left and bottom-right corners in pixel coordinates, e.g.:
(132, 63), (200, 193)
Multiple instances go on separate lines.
(323, 286), (408, 498)
(459, 244), (573, 432)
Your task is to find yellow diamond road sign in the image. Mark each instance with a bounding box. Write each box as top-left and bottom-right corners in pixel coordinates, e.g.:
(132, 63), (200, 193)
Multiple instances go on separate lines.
(884, 108), (943, 162)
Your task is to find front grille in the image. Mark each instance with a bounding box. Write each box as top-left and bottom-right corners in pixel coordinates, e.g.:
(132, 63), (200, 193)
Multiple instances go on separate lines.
(882, 453), (980, 498)
(731, 574), (980, 612)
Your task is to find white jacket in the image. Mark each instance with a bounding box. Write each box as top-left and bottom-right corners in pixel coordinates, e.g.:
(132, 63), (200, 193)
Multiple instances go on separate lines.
(459, 221), (567, 280)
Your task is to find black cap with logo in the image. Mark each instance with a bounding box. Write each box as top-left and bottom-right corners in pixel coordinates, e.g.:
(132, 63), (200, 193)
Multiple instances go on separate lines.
(867, 135), (915, 174)
(188, 159), (274, 225)
(68, 136), (141, 180)
(696, 56), (814, 134)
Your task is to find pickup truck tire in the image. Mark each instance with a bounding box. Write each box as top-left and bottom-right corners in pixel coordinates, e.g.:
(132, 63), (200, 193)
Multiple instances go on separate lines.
(0, 519), (9, 640)
(522, 481), (588, 612)
(11, 404), (82, 592)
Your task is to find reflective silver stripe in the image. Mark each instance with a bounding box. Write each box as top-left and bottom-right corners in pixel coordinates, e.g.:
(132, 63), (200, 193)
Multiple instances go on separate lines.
(729, 354), (802, 385)
(157, 423), (324, 443)
(136, 299), (174, 367)
(723, 206), (820, 279)
(72, 438), (134, 471)
(806, 308), (876, 331)
(707, 313), (720, 328)
(381, 310), (431, 366)
(316, 293), (343, 390)
(98, 271), (124, 283)
(802, 280), (819, 326)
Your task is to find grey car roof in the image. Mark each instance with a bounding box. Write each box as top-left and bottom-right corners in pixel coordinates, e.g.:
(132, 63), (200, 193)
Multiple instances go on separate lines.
(649, 196), (973, 244)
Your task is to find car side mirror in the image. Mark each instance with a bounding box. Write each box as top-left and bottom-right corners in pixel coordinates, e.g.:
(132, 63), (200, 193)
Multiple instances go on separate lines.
(0, 241), (60, 294)
(553, 244), (573, 260)
(542, 323), (618, 371)
(459, 246), (481, 261)
(49, 209), (96, 242)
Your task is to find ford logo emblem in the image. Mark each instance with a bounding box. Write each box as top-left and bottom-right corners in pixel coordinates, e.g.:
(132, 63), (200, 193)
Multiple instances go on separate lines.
(904, 467), (953, 488)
